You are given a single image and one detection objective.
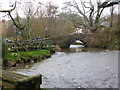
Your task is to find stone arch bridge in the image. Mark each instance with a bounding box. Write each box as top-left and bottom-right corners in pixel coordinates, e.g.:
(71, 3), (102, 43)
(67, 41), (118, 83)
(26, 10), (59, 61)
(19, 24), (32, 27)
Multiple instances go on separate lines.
(49, 33), (88, 48)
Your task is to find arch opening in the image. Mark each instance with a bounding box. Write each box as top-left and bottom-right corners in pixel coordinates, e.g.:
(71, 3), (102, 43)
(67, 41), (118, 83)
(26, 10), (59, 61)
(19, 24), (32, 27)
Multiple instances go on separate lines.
(69, 39), (85, 48)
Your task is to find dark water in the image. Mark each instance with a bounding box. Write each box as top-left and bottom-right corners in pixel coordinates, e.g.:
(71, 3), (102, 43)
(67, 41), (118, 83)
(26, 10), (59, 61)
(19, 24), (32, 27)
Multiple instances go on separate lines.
(15, 45), (118, 88)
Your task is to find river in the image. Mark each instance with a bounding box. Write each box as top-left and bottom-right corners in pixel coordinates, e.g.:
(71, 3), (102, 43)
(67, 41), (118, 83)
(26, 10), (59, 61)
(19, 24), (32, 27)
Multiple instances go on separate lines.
(15, 45), (118, 88)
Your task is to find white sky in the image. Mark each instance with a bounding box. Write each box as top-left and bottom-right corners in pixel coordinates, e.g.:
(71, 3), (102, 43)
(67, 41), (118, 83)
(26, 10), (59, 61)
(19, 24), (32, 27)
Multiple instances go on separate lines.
(0, 0), (70, 9)
(0, 0), (71, 20)
(0, 0), (119, 20)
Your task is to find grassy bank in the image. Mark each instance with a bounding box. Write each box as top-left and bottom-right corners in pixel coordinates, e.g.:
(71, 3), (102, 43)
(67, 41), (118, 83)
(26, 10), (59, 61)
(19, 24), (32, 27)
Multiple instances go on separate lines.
(3, 49), (51, 67)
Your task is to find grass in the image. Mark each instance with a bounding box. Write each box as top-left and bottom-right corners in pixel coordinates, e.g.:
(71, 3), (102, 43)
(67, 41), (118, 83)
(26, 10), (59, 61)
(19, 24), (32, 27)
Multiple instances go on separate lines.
(3, 50), (51, 62)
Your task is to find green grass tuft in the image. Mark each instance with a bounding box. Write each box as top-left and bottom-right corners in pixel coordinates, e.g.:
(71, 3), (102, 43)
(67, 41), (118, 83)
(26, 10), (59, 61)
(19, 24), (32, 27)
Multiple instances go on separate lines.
(3, 50), (51, 62)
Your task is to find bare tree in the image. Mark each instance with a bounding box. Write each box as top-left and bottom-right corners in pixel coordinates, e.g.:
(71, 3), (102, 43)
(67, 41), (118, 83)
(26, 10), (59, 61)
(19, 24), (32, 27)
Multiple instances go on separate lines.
(45, 2), (58, 37)
(0, 0), (42, 40)
(22, 1), (34, 40)
(65, 0), (120, 33)
(110, 5), (115, 27)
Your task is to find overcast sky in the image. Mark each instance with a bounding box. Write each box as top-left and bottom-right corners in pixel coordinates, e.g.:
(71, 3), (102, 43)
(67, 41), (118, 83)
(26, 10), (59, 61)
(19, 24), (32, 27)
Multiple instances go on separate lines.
(0, 0), (71, 9)
(0, 0), (71, 19)
(0, 0), (119, 20)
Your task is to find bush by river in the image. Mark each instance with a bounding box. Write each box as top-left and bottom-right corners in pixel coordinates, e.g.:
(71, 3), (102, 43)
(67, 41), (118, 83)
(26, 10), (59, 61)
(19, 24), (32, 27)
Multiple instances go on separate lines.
(84, 28), (120, 50)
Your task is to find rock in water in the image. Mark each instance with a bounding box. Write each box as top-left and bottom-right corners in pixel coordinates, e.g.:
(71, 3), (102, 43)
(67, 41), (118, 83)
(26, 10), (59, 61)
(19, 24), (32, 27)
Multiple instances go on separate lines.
(54, 45), (61, 51)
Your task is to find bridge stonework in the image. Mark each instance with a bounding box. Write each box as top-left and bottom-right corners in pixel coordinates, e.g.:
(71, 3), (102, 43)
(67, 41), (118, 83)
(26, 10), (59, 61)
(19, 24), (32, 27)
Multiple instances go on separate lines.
(49, 33), (87, 48)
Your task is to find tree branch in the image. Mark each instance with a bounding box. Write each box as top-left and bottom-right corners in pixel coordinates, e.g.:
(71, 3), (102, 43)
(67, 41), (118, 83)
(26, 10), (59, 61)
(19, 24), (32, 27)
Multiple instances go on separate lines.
(0, 2), (25, 30)
(8, 11), (25, 30)
(0, 2), (16, 12)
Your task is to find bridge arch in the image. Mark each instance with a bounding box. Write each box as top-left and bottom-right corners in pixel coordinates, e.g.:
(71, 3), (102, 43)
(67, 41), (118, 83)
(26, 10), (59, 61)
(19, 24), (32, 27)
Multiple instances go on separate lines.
(49, 33), (87, 48)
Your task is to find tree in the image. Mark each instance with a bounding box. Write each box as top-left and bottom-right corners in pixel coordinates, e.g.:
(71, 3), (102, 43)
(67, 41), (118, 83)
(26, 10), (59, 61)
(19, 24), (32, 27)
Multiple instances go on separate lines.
(110, 5), (114, 27)
(45, 2), (58, 37)
(65, 0), (120, 33)
(22, 1), (35, 40)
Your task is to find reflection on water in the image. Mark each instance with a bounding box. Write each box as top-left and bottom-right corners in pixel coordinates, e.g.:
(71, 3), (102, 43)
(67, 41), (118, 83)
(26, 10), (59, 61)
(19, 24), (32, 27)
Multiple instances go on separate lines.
(62, 44), (106, 53)
(15, 45), (118, 88)
(70, 45), (84, 48)
(66, 45), (84, 52)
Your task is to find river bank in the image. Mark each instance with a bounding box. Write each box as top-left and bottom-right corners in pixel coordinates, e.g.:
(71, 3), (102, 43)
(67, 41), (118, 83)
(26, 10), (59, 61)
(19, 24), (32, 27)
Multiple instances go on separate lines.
(2, 44), (62, 69)
(3, 49), (53, 68)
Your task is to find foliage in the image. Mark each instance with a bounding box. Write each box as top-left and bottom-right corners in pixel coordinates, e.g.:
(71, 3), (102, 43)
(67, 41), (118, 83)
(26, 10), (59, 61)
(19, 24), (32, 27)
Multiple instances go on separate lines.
(84, 27), (120, 49)
(108, 38), (118, 50)
(108, 30), (120, 50)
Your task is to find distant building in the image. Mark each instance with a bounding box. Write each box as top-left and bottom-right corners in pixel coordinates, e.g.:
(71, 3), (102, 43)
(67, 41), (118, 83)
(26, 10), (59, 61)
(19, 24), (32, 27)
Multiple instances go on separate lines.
(100, 21), (110, 27)
(70, 28), (84, 35)
(75, 28), (83, 33)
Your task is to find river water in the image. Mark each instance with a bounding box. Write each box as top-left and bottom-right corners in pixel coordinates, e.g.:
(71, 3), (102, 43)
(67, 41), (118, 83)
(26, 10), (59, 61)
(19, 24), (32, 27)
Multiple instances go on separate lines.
(15, 45), (118, 88)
